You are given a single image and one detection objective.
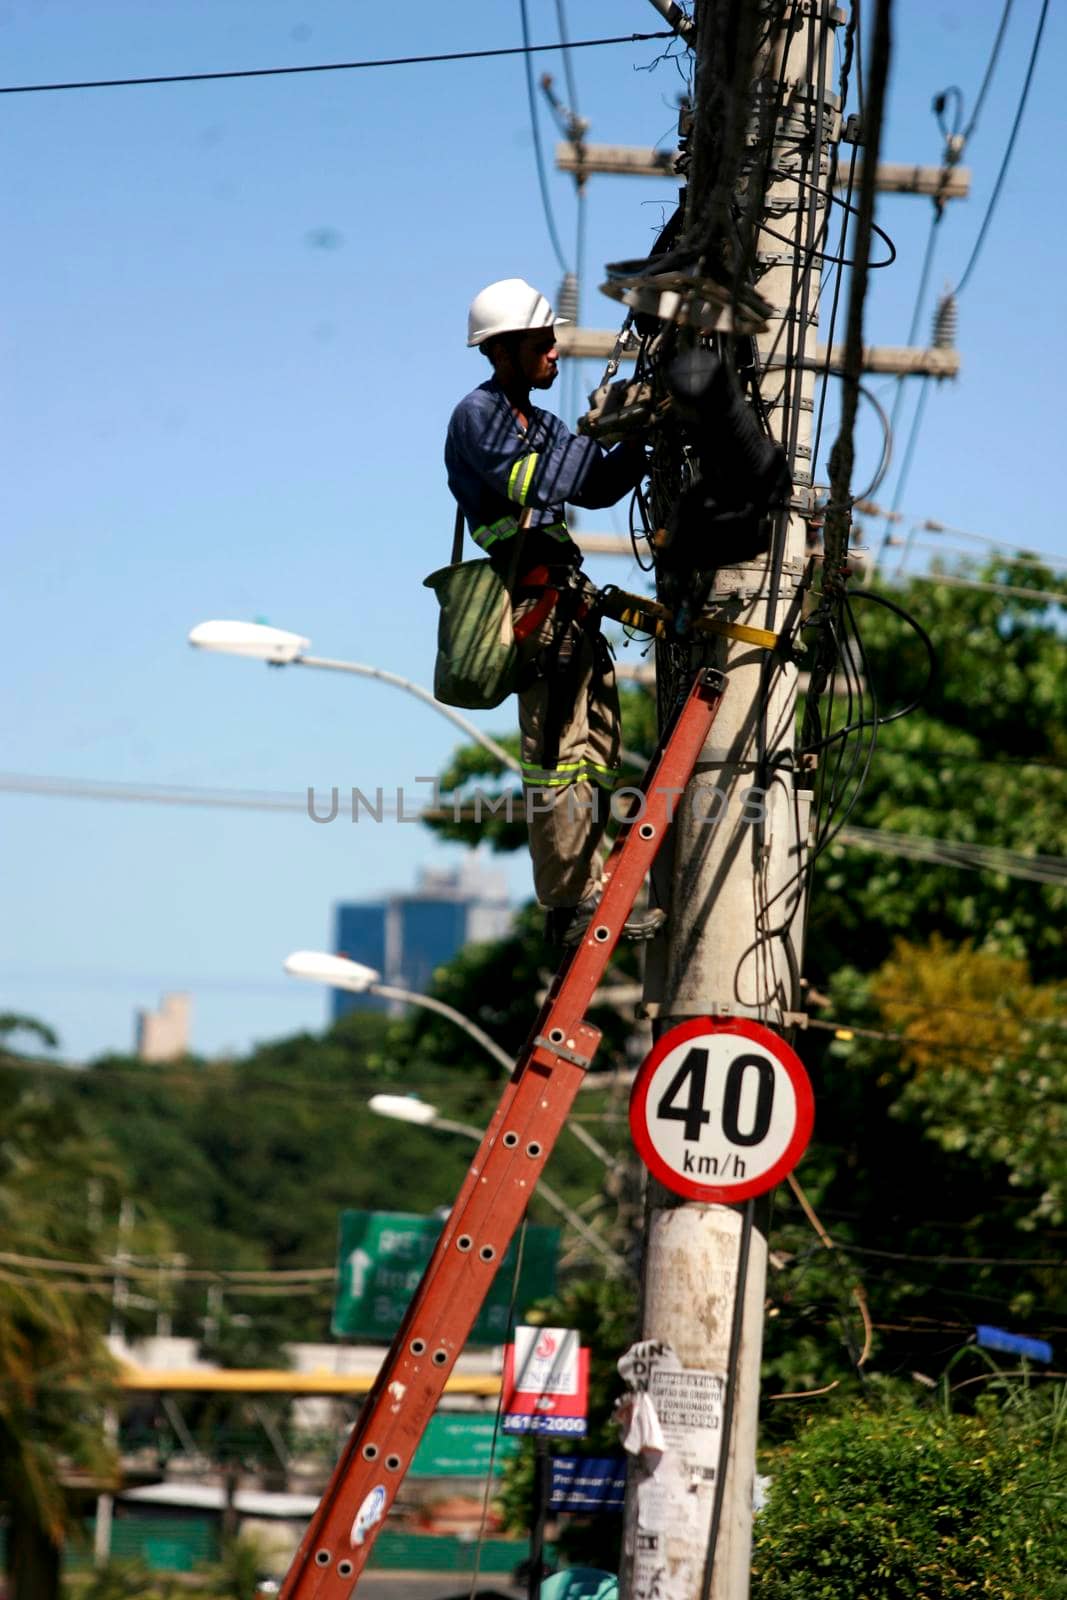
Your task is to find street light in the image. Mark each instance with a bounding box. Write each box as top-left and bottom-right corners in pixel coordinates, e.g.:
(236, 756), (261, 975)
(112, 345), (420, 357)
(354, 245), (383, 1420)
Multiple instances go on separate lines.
(367, 1095), (624, 1269)
(188, 619), (519, 773)
(285, 950), (618, 1170)
(284, 952), (625, 1265)
(189, 618), (645, 771)
(283, 950), (514, 1073)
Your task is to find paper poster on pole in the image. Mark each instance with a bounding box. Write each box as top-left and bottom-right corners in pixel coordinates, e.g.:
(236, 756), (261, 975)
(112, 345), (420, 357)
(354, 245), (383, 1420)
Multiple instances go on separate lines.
(618, 1340), (727, 1600)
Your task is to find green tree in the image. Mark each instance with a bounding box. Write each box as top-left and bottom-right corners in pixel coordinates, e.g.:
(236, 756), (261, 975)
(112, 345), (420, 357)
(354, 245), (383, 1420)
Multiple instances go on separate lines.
(758, 937), (1066, 1401)
(0, 1091), (122, 1600)
(805, 560), (1066, 982)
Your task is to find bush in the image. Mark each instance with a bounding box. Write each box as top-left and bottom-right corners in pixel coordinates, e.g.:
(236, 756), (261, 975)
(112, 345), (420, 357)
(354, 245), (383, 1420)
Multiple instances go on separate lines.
(751, 1389), (1067, 1600)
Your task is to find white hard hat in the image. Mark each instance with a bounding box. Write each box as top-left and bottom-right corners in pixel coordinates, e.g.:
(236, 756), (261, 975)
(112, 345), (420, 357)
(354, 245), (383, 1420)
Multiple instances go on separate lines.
(466, 277), (569, 348)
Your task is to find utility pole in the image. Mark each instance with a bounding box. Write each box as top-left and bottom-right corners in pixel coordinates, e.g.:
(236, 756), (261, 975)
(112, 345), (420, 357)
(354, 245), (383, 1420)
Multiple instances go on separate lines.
(95, 1197), (134, 1567)
(620, 4), (852, 1598)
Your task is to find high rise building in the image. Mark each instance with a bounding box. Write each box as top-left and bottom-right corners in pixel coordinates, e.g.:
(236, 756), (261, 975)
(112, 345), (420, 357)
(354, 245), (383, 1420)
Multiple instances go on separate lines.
(136, 992), (192, 1061)
(332, 862), (512, 1020)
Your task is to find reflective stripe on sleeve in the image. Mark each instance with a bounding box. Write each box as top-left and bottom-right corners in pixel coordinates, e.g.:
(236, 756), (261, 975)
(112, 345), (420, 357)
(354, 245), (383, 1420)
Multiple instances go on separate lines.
(521, 760), (622, 789)
(507, 451), (540, 505)
(471, 514), (520, 551)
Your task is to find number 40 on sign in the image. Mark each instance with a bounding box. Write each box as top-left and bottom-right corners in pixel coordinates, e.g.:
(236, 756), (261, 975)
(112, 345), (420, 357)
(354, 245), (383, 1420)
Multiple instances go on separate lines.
(629, 1017), (814, 1202)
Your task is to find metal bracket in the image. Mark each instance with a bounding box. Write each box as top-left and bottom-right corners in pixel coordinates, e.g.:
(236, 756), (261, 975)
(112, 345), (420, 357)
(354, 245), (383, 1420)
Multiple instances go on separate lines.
(638, 1001), (809, 1025)
(533, 1035), (593, 1070)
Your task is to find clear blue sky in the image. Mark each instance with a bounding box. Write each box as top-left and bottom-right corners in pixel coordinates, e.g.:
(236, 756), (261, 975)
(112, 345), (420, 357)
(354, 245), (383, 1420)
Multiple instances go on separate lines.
(3, 0), (1063, 1062)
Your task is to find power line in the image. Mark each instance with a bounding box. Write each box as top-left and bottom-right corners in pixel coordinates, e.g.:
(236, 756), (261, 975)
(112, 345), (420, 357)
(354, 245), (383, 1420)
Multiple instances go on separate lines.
(878, 0), (1040, 555)
(836, 823), (1067, 885)
(553, 0), (581, 127)
(0, 31), (672, 97)
(806, 1014), (1063, 1066)
(868, 746), (1067, 772)
(857, 502), (1067, 569)
(962, 0), (1017, 142)
(878, 567), (1067, 605)
(918, 517), (1067, 569)
(518, 0), (571, 276)
(954, 0), (1051, 295)
(6, 774), (1064, 884)
(828, 1243), (1066, 1269)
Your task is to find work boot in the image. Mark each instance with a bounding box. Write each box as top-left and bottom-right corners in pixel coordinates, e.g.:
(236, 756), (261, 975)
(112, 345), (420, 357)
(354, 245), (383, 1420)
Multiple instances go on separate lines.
(545, 895), (667, 948)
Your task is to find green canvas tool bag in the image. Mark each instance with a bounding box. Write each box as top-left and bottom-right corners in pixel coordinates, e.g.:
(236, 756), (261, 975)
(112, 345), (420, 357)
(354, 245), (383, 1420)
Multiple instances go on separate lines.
(423, 504), (531, 711)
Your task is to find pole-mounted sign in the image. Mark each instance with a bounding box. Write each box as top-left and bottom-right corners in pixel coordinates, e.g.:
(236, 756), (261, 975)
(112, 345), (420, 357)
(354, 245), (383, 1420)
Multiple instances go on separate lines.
(629, 1016), (814, 1202)
(502, 1325), (589, 1438)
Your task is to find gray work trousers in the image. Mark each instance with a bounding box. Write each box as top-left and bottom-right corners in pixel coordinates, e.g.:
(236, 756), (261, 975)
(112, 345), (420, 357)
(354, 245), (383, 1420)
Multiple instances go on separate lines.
(514, 585), (621, 908)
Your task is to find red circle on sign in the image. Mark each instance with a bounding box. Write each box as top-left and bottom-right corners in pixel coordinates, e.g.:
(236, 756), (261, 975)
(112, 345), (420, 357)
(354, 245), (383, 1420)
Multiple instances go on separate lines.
(629, 1016), (814, 1203)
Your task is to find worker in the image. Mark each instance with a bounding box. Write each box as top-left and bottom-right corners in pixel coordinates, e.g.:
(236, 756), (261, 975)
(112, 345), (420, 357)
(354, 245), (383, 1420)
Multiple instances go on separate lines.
(445, 277), (666, 946)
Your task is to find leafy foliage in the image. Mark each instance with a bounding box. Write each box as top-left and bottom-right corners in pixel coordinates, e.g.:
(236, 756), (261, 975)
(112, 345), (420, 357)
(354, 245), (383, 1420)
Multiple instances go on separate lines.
(752, 1385), (1067, 1599)
(875, 937), (1067, 1226)
(807, 562), (1067, 982)
(0, 1089), (121, 1594)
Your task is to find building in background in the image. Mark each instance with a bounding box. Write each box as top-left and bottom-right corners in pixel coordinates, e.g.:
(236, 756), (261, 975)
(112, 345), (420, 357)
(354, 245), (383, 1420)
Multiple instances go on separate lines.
(332, 862), (512, 1019)
(136, 992), (192, 1061)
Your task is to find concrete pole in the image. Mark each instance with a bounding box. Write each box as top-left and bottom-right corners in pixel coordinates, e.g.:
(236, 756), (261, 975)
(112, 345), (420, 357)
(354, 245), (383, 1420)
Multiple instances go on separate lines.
(622, 4), (834, 1598)
(95, 1197), (134, 1566)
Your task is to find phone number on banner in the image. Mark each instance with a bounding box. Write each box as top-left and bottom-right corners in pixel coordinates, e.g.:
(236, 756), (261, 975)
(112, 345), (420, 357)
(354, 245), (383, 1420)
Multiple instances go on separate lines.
(502, 1414), (589, 1437)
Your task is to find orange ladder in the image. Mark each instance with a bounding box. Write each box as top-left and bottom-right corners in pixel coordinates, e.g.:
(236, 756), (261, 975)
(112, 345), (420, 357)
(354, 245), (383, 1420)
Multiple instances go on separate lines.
(281, 667), (727, 1598)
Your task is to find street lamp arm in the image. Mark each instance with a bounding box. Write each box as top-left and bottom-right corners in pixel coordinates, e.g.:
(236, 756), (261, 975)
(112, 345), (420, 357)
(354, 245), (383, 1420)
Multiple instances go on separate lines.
(423, 1114), (623, 1268)
(368, 984), (515, 1074)
(566, 1118), (619, 1171)
(528, 1175), (626, 1268)
(294, 656), (520, 774)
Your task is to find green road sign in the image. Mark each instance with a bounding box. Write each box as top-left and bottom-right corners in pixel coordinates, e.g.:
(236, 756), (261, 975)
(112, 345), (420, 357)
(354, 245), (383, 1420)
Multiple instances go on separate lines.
(333, 1210), (559, 1343)
(409, 1413), (519, 1476)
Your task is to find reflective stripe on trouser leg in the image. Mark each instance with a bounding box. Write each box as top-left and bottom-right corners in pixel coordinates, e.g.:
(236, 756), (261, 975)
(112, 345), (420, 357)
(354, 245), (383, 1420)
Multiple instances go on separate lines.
(517, 609), (622, 909)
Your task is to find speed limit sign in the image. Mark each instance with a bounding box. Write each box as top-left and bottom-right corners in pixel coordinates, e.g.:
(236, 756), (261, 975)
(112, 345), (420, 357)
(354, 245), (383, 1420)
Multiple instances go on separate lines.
(629, 1016), (814, 1203)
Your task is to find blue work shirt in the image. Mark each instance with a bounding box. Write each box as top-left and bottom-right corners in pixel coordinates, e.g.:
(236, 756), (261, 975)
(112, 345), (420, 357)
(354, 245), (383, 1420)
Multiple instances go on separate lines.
(445, 377), (644, 575)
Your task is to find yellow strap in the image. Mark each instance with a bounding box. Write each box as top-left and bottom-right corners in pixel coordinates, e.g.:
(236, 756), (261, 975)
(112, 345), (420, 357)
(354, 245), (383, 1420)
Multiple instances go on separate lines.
(607, 589), (779, 652)
(699, 616), (779, 650)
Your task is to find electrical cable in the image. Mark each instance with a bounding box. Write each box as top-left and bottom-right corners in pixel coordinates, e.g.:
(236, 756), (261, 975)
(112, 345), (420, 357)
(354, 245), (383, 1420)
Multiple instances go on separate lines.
(877, 374), (932, 572)
(518, 0), (571, 276)
(553, 0), (581, 124)
(796, 587), (936, 752)
(962, 0), (1016, 141)
(810, 143), (859, 474)
(847, 588), (936, 725)
(698, 1200), (755, 1600)
(812, 599), (880, 866)
(875, 0), (1032, 561)
(954, 0), (1051, 295)
(786, 1172), (873, 1370)
(914, 514), (1067, 566)
(468, 1215), (527, 1600)
(758, 182), (897, 269)
(826, 1243), (1067, 1270)
(853, 382), (894, 500)
(0, 31), (674, 95)
(898, 568), (1067, 606)
(806, 1014), (1066, 1061)
(933, 85), (965, 142)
